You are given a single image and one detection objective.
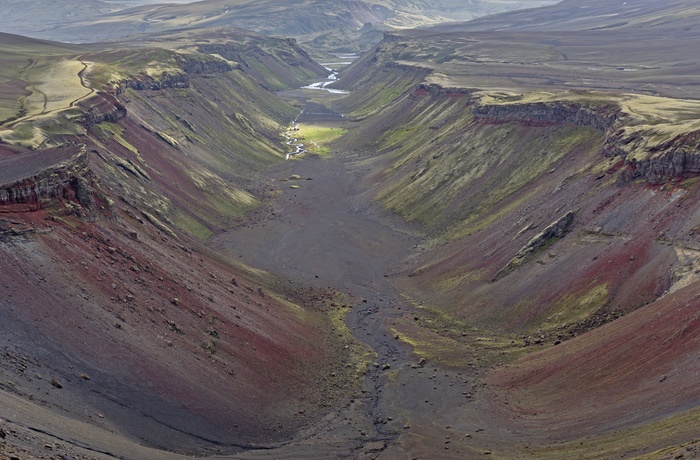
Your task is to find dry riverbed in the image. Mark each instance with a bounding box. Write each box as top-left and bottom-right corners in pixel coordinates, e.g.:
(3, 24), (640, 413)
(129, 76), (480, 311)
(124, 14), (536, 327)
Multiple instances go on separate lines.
(209, 103), (519, 458)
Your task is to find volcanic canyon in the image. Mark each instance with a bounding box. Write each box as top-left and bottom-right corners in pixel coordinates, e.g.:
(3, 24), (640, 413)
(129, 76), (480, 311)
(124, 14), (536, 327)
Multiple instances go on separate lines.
(1, 0), (700, 458)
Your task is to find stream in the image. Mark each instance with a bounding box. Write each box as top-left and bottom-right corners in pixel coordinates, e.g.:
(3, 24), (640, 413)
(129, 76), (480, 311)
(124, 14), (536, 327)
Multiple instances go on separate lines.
(302, 54), (355, 94)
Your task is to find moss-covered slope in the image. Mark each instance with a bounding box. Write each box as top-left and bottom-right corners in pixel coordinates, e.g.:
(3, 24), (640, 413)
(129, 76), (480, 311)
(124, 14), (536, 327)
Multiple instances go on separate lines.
(330, 27), (700, 455)
(0, 29), (355, 457)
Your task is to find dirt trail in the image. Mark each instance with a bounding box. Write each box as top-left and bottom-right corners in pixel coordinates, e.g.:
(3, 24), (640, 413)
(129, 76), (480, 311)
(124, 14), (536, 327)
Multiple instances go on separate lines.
(5, 57), (94, 129)
(209, 103), (512, 458)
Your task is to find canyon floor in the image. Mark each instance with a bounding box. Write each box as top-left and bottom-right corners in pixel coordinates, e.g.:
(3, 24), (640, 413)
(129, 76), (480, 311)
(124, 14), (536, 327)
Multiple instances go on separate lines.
(210, 97), (496, 458)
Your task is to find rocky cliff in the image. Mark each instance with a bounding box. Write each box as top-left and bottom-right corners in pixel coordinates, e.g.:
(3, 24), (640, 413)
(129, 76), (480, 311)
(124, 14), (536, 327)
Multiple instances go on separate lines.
(472, 96), (700, 184)
(112, 72), (191, 93)
(0, 145), (92, 211)
(177, 54), (234, 75)
(472, 99), (621, 130)
(605, 128), (700, 182)
(78, 92), (127, 127)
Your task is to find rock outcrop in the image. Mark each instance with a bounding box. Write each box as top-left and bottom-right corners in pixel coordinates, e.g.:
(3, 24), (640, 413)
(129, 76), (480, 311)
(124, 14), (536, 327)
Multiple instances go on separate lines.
(607, 129), (700, 183)
(116, 72), (191, 93)
(494, 211), (576, 281)
(472, 100), (620, 130)
(78, 92), (127, 127)
(465, 94), (700, 184)
(176, 55), (234, 74)
(0, 145), (92, 211)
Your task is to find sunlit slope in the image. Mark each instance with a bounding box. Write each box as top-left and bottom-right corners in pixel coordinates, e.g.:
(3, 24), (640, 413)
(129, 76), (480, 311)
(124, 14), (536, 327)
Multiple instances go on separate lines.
(330, 1), (700, 455)
(438, 0), (700, 33)
(0, 28), (353, 457)
(0, 33), (89, 126)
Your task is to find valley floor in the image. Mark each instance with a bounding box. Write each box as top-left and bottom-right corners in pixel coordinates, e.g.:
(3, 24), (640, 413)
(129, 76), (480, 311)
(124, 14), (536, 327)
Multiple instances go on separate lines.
(210, 121), (497, 458)
(208, 93), (700, 459)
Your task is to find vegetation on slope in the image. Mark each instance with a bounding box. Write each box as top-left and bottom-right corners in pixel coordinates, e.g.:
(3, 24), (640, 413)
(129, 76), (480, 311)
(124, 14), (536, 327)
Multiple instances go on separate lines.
(328, 15), (700, 455)
(0, 27), (359, 457)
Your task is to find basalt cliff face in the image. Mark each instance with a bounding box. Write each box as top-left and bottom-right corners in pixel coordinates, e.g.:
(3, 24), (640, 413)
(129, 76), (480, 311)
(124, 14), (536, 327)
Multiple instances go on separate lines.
(79, 93), (127, 126)
(471, 99), (621, 130)
(0, 145), (91, 211)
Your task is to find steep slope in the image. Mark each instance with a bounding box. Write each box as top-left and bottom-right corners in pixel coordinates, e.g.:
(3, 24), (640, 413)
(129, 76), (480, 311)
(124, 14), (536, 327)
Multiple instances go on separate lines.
(0, 30), (358, 458)
(4, 0), (700, 457)
(326, 3), (700, 455)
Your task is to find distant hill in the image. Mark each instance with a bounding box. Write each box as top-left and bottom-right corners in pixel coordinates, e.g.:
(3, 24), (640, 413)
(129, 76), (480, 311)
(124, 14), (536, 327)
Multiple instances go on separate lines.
(0, 0), (557, 51)
(373, 0), (700, 100)
(431, 0), (700, 33)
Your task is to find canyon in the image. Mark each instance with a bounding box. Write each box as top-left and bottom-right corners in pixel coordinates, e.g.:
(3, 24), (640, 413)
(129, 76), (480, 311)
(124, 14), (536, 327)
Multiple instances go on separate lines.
(2, 0), (700, 458)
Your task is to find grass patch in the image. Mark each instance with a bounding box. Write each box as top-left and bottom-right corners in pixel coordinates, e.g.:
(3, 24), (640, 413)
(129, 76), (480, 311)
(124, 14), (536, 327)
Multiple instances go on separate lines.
(514, 405), (700, 460)
(537, 282), (609, 332)
(173, 212), (213, 240)
(393, 294), (529, 369)
(96, 122), (141, 157)
(295, 124), (346, 157)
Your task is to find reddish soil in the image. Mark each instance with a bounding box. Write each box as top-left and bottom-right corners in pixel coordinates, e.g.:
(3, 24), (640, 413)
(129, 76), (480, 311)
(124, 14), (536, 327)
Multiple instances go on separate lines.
(207, 89), (700, 458)
(3, 67), (700, 460)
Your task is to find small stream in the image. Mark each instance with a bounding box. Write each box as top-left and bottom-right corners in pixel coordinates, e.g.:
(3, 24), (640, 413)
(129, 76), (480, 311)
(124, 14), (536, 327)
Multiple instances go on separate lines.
(283, 54), (356, 159)
(301, 53), (357, 94)
(283, 112), (307, 160)
(215, 53), (492, 455)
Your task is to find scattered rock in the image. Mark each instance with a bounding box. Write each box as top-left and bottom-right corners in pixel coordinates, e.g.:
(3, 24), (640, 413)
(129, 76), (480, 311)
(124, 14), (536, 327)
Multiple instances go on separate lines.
(168, 321), (182, 333)
(171, 297), (179, 306)
(51, 379), (63, 389)
(79, 373), (91, 381)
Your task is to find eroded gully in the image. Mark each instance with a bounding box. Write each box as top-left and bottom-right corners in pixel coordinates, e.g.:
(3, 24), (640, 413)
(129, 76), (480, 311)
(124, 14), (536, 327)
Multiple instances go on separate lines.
(209, 102), (496, 459)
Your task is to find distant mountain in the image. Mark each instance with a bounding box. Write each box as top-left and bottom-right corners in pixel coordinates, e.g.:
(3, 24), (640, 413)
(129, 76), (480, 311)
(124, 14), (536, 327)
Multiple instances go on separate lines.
(0, 0), (557, 51)
(434, 0), (700, 33)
